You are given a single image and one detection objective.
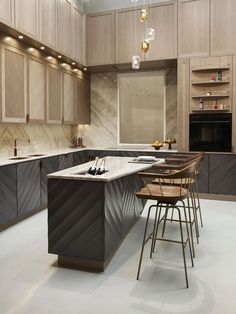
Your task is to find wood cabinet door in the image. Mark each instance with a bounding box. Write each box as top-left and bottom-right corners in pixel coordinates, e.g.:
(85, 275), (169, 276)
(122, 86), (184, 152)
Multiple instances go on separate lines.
(75, 74), (91, 124)
(211, 0), (236, 55)
(177, 59), (190, 151)
(47, 64), (62, 124)
(39, 0), (57, 49)
(27, 56), (46, 123)
(17, 160), (41, 216)
(115, 8), (144, 64)
(15, 0), (38, 38)
(0, 0), (14, 27)
(57, 0), (73, 57)
(146, 1), (177, 61)
(0, 165), (17, 225)
(2, 44), (27, 123)
(73, 6), (84, 64)
(178, 0), (209, 57)
(63, 70), (75, 124)
(232, 56), (236, 153)
(86, 12), (114, 66)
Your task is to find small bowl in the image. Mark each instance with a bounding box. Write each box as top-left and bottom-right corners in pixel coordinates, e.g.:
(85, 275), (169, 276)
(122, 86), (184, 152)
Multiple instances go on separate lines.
(151, 144), (163, 150)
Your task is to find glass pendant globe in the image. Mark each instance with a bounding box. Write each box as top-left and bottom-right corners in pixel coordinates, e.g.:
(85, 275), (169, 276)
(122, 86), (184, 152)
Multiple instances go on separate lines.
(146, 28), (155, 41)
(132, 55), (140, 70)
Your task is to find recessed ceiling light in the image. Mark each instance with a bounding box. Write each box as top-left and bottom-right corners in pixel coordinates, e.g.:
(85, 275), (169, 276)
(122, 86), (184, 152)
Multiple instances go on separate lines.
(72, 62), (76, 65)
(58, 55), (62, 59)
(40, 46), (45, 50)
(47, 56), (52, 60)
(18, 35), (24, 39)
(28, 47), (34, 52)
(5, 36), (12, 41)
(61, 63), (67, 67)
(83, 67), (87, 71)
(73, 68), (79, 72)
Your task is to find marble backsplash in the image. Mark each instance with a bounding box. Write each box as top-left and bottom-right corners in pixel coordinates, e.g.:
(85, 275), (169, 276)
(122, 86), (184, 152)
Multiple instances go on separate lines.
(0, 123), (72, 159)
(75, 69), (177, 148)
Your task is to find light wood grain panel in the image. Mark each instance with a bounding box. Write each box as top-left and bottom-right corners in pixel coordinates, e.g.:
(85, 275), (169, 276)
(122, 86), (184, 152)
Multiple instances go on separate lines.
(0, 0), (14, 27)
(63, 70), (75, 124)
(75, 74), (90, 124)
(39, 0), (57, 49)
(47, 64), (62, 124)
(146, 1), (177, 61)
(86, 12), (114, 66)
(115, 8), (144, 64)
(73, 6), (84, 64)
(15, 0), (38, 38)
(0, 43), (2, 122)
(2, 44), (26, 123)
(28, 56), (46, 123)
(232, 56), (236, 153)
(177, 59), (190, 151)
(211, 0), (236, 55)
(57, 0), (73, 56)
(178, 0), (209, 57)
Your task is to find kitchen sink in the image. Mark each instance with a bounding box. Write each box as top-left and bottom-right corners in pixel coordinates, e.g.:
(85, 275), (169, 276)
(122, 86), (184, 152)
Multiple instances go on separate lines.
(9, 156), (29, 160)
(28, 154), (46, 157)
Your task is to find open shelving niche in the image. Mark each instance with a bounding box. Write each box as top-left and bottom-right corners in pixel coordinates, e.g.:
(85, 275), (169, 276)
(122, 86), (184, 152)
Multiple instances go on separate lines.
(190, 65), (231, 112)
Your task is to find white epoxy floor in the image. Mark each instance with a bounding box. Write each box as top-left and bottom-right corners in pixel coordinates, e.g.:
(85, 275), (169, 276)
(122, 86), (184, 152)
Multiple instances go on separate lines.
(0, 199), (236, 314)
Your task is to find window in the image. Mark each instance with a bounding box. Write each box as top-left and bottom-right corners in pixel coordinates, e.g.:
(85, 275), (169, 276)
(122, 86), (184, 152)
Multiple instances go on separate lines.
(118, 71), (166, 144)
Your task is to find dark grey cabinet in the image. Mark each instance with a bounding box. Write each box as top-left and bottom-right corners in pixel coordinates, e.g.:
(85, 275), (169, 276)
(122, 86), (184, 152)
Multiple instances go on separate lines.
(40, 156), (59, 207)
(17, 160), (41, 215)
(0, 165), (17, 225)
(73, 150), (88, 166)
(197, 154), (209, 193)
(59, 153), (74, 170)
(209, 154), (236, 195)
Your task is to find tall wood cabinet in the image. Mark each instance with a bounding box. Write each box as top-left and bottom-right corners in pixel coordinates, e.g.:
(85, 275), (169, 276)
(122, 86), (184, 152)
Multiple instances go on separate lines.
(27, 55), (46, 123)
(15, 0), (38, 39)
(57, 0), (73, 57)
(47, 63), (62, 124)
(146, 1), (177, 61)
(39, 0), (57, 49)
(1, 44), (27, 123)
(115, 8), (144, 64)
(211, 0), (236, 56)
(86, 11), (115, 66)
(63, 70), (75, 124)
(178, 0), (209, 57)
(0, 0), (14, 27)
(73, 5), (84, 65)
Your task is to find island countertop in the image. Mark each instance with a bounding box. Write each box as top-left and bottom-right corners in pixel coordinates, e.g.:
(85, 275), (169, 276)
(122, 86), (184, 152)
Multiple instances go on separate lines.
(47, 156), (165, 182)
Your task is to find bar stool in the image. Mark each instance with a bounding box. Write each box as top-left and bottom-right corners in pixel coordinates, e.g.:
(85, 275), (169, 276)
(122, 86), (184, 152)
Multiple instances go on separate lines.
(135, 162), (197, 288)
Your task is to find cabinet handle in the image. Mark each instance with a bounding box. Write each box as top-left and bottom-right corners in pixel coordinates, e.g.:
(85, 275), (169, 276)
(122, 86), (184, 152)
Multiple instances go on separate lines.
(62, 116), (64, 124)
(26, 113), (30, 123)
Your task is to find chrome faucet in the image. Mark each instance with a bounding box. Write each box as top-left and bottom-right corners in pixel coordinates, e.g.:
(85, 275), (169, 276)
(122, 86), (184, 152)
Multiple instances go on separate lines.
(14, 138), (30, 156)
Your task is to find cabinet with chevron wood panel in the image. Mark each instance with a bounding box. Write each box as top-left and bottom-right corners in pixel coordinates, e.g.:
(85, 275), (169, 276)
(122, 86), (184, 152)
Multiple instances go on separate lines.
(17, 160), (41, 216)
(0, 165), (17, 226)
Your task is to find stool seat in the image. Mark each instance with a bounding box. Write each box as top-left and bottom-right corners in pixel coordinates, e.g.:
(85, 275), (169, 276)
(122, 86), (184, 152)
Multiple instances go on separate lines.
(136, 184), (188, 202)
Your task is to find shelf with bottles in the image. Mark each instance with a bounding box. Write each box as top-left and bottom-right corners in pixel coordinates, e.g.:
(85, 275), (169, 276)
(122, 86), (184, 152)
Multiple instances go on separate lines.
(191, 98), (230, 112)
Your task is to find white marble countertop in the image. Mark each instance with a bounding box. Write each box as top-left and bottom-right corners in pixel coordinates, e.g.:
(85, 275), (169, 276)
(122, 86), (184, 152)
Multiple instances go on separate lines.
(48, 156), (165, 182)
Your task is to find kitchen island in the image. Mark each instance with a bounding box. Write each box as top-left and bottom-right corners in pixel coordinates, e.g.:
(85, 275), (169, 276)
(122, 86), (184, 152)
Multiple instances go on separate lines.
(47, 156), (164, 271)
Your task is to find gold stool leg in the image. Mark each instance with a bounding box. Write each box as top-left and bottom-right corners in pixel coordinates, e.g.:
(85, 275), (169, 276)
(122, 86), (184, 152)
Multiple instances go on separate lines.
(151, 203), (163, 256)
(187, 196), (195, 258)
(195, 181), (203, 227)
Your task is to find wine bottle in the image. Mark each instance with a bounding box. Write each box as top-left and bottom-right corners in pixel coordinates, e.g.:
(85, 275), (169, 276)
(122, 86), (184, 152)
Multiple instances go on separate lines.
(199, 97), (204, 110)
(87, 157), (99, 175)
(96, 157), (106, 175)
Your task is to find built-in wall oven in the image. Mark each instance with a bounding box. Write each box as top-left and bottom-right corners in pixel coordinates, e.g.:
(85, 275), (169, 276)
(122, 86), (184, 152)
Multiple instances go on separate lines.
(189, 113), (232, 152)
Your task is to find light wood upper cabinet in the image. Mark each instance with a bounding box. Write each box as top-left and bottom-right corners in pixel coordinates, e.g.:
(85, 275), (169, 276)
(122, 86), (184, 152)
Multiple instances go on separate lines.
(115, 8), (144, 64)
(63, 70), (75, 124)
(86, 12), (115, 66)
(73, 6), (84, 65)
(178, 0), (209, 57)
(57, 0), (73, 57)
(1, 44), (27, 123)
(47, 64), (62, 124)
(27, 56), (46, 123)
(75, 74), (90, 124)
(15, 0), (38, 39)
(0, 0), (14, 27)
(39, 0), (57, 49)
(146, 1), (177, 61)
(211, 0), (236, 55)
